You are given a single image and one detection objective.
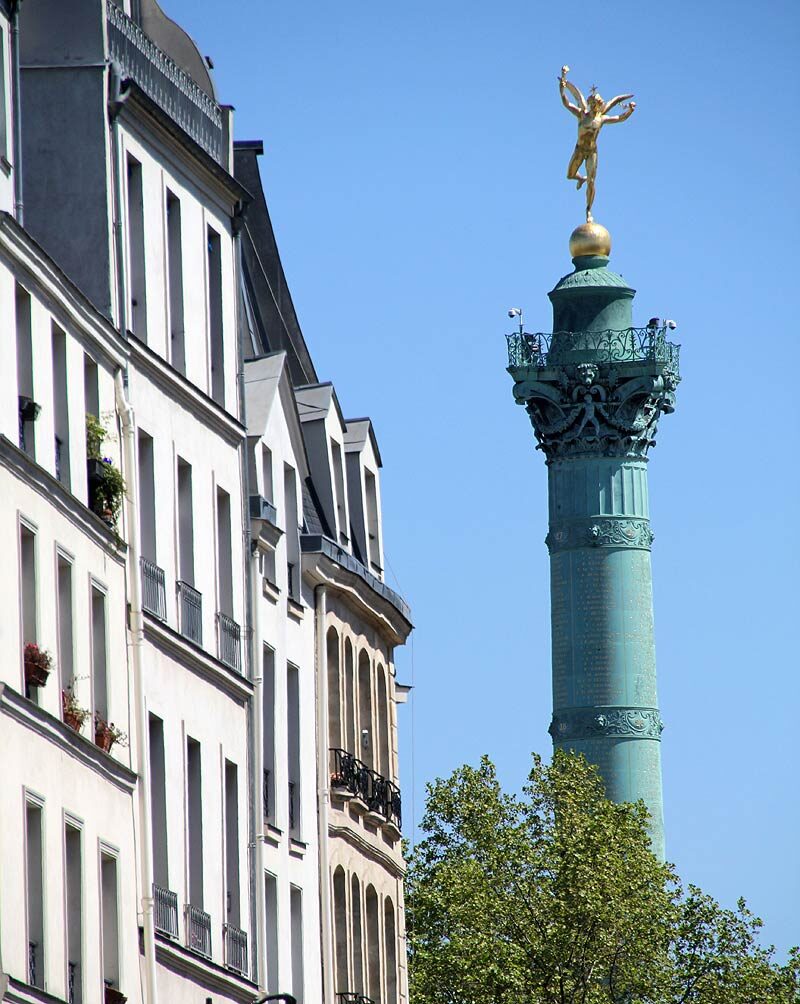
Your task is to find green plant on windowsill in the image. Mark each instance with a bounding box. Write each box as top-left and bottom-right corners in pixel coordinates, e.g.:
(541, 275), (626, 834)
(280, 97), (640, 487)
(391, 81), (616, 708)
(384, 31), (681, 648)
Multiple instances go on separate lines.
(94, 714), (128, 753)
(86, 413), (126, 527)
(85, 412), (107, 460)
(62, 682), (91, 733)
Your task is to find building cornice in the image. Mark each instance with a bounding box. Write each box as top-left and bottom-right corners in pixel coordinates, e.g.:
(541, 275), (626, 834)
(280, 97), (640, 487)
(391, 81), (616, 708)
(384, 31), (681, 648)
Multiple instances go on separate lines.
(142, 614), (253, 703)
(0, 436), (128, 562)
(328, 821), (406, 879)
(128, 335), (247, 448)
(301, 535), (412, 646)
(154, 936), (258, 1003)
(0, 684), (137, 794)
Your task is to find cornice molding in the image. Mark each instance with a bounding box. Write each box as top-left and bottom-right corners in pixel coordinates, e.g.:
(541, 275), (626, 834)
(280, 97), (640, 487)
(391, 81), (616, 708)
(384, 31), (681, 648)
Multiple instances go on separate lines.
(328, 820), (405, 878)
(155, 935), (257, 1002)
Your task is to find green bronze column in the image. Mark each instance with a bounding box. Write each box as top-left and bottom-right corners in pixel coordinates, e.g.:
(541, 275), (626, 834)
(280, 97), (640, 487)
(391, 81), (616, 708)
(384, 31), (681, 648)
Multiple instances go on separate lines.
(507, 221), (680, 859)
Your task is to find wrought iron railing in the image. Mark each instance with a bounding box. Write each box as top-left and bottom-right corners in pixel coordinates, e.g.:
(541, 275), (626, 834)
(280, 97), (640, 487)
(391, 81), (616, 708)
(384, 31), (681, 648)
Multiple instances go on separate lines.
(177, 580), (202, 645)
(217, 612), (241, 672)
(55, 435), (63, 483)
(153, 883), (179, 938)
(263, 768), (271, 821)
(329, 748), (402, 829)
(336, 993), (375, 1004)
(223, 922), (248, 975)
(68, 960), (77, 1004)
(105, 1), (224, 162)
(288, 780), (297, 832)
(287, 561), (296, 600)
(28, 941), (37, 985)
(186, 903), (212, 958)
(140, 556), (167, 620)
(506, 326), (681, 370)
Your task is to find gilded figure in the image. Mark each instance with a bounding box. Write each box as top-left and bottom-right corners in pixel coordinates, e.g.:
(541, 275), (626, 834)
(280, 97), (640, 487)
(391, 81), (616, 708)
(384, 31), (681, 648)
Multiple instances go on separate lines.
(559, 65), (635, 222)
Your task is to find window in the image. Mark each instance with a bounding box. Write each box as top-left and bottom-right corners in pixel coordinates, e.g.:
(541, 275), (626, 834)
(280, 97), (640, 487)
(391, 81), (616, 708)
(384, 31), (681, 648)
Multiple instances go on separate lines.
(149, 714), (169, 889)
(52, 324), (70, 487)
(65, 823), (83, 1004)
(358, 651), (373, 769)
(166, 191), (185, 373)
(331, 440), (347, 545)
(351, 874), (364, 995)
(377, 665), (389, 778)
(344, 639), (355, 754)
(333, 867), (348, 992)
(100, 851), (120, 993)
(216, 487), (233, 617)
(290, 885), (304, 1004)
(264, 873), (279, 993)
(177, 458), (194, 584)
(287, 663), (300, 836)
(16, 285), (35, 457)
(57, 553), (74, 694)
(366, 885), (380, 1003)
(327, 627), (341, 750)
(138, 431), (156, 563)
(262, 445), (273, 502)
(186, 737), (204, 907)
(283, 464), (299, 599)
(365, 469), (381, 572)
(127, 155), (147, 339)
(207, 227), (224, 404)
(91, 585), (108, 721)
(262, 646), (275, 824)
(384, 898), (398, 1004)
(20, 521), (37, 649)
(83, 356), (99, 420)
(25, 800), (45, 988)
(224, 761), (240, 927)
(0, 26), (8, 160)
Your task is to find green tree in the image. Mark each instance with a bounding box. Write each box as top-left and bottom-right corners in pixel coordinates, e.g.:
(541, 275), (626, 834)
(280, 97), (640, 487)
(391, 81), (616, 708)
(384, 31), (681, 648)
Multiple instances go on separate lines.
(406, 751), (799, 1004)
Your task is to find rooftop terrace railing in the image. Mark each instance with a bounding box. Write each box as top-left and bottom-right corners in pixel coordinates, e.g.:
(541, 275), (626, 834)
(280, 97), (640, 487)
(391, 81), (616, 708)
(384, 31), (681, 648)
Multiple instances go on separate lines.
(506, 326), (681, 371)
(106, 0), (224, 162)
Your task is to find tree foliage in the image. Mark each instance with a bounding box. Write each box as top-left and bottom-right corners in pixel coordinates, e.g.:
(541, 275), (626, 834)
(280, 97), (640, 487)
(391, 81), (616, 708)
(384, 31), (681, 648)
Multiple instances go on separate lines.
(406, 751), (799, 1004)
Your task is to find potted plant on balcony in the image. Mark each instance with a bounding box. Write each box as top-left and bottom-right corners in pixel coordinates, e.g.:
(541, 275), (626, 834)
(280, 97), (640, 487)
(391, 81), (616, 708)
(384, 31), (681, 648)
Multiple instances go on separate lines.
(62, 683), (90, 733)
(23, 643), (52, 689)
(94, 714), (128, 753)
(86, 414), (126, 528)
(104, 985), (127, 1004)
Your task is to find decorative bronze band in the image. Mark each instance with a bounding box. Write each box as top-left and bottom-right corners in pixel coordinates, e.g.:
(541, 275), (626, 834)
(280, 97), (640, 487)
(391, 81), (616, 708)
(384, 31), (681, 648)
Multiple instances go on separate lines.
(549, 706), (664, 741)
(546, 516), (654, 553)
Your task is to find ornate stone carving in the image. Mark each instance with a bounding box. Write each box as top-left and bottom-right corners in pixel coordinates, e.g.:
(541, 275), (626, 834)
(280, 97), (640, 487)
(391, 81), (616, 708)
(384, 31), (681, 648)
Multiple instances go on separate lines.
(546, 517), (654, 553)
(549, 706), (664, 741)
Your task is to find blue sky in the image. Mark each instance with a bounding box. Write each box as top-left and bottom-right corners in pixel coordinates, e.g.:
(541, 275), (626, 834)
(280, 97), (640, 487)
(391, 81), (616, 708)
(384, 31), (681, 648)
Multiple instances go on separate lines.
(165, 0), (798, 955)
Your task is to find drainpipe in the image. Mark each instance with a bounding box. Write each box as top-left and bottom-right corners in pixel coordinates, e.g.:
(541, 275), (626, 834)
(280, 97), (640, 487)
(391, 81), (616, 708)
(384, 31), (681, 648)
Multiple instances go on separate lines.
(250, 541), (267, 986)
(10, 0), (24, 224)
(315, 585), (334, 1002)
(115, 370), (158, 1004)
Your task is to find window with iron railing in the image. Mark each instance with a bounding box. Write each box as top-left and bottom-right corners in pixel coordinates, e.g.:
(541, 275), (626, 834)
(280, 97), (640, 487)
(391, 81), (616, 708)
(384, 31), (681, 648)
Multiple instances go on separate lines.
(186, 903), (212, 958)
(177, 580), (202, 644)
(329, 748), (402, 830)
(140, 556), (166, 620)
(153, 884), (179, 939)
(223, 923), (248, 975)
(217, 612), (241, 672)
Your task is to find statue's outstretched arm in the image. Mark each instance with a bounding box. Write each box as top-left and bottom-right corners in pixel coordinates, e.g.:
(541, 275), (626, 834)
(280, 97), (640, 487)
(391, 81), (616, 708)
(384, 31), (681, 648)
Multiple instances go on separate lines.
(603, 93), (634, 114)
(603, 101), (636, 125)
(562, 78), (587, 113)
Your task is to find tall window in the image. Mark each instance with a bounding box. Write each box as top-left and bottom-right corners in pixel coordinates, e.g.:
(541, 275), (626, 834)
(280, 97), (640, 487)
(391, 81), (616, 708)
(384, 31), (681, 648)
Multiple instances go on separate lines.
(207, 227), (224, 404)
(25, 799), (45, 989)
(138, 431), (156, 563)
(358, 651), (373, 769)
(263, 646), (275, 824)
(57, 553), (74, 694)
(331, 440), (347, 545)
(351, 874), (364, 995)
(366, 885), (380, 1003)
(333, 867), (348, 993)
(377, 665), (389, 778)
(186, 737), (204, 907)
(365, 469), (381, 572)
(91, 585), (108, 721)
(224, 760), (240, 927)
(344, 639), (355, 753)
(384, 898), (398, 1004)
(149, 714), (169, 890)
(262, 445), (273, 502)
(327, 627), (341, 749)
(52, 324), (70, 487)
(20, 521), (37, 647)
(177, 458), (194, 585)
(100, 851), (120, 993)
(283, 464), (299, 599)
(65, 823), (83, 1004)
(290, 886), (304, 1004)
(216, 487), (233, 617)
(0, 26), (8, 161)
(166, 191), (185, 373)
(83, 355), (99, 420)
(127, 155), (147, 339)
(16, 285), (35, 456)
(264, 873), (279, 994)
(287, 663), (300, 836)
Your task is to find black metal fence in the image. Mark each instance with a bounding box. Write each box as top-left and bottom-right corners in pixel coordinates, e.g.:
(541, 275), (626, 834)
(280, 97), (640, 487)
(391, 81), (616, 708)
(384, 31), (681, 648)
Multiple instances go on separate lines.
(330, 748), (402, 830)
(140, 556), (167, 620)
(223, 922), (248, 975)
(153, 883), (179, 938)
(186, 903), (212, 958)
(177, 580), (202, 645)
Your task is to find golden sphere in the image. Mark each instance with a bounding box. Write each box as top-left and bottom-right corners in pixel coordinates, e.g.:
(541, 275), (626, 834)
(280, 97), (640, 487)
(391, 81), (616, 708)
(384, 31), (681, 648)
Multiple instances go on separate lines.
(569, 221), (612, 258)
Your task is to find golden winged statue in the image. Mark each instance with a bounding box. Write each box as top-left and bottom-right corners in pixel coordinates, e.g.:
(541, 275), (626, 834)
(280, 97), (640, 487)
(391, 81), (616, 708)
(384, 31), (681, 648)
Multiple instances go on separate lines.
(559, 65), (636, 223)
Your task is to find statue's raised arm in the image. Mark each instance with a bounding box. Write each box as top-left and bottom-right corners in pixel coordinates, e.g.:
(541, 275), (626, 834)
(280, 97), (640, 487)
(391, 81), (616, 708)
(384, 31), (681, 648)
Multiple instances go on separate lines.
(602, 93), (636, 124)
(559, 65), (585, 117)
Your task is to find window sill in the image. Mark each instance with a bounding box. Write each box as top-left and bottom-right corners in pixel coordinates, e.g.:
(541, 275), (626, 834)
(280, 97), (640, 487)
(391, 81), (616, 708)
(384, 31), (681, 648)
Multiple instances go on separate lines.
(287, 596), (304, 621)
(262, 578), (280, 603)
(289, 837), (307, 858)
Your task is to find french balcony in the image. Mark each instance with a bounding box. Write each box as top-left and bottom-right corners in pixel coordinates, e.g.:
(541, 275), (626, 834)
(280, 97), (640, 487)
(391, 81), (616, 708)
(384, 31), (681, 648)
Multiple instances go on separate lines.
(153, 883), (179, 939)
(68, 961), (78, 1004)
(177, 580), (202, 645)
(263, 767), (271, 822)
(329, 748), (402, 830)
(186, 903), (212, 958)
(288, 779), (297, 833)
(223, 922), (248, 976)
(140, 557), (167, 620)
(336, 994), (375, 1004)
(217, 612), (241, 672)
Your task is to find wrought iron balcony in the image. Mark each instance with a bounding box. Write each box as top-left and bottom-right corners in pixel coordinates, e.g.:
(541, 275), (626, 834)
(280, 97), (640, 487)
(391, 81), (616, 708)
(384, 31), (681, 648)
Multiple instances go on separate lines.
(223, 922), (248, 975)
(140, 556), (167, 620)
(263, 767), (271, 822)
(186, 903), (212, 958)
(105, 0), (223, 162)
(153, 883), (179, 938)
(68, 961), (77, 1004)
(329, 748), (402, 830)
(177, 580), (202, 645)
(506, 326), (681, 371)
(217, 612), (241, 672)
(336, 993), (375, 1004)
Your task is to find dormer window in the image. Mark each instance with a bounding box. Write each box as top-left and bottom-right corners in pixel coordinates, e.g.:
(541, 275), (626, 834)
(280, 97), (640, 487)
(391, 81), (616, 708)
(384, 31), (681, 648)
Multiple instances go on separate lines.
(364, 468), (381, 574)
(331, 440), (348, 546)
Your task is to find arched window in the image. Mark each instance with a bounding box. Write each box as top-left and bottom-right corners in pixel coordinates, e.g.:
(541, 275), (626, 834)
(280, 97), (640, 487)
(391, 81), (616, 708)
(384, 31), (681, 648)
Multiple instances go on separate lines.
(327, 627), (341, 749)
(351, 874), (364, 994)
(345, 638), (355, 754)
(377, 664), (389, 778)
(384, 897), (398, 1004)
(333, 866), (348, 993)
(358, 650), (373, 768)
(366, 884), (381, 1003)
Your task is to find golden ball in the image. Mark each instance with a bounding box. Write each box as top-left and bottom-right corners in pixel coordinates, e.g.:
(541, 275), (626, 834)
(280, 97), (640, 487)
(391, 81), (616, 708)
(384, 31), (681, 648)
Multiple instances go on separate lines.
(569, 221), (611, 258)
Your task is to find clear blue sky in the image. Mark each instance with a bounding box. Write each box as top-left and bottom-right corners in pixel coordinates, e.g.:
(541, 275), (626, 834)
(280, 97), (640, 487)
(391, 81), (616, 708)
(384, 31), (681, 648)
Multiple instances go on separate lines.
(166, 0), (798, 956)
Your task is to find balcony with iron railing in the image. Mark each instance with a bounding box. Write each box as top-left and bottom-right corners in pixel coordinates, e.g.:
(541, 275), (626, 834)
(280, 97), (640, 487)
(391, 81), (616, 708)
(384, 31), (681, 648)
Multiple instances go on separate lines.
(105, 0), (224, 162)
(153, 883), (179, 939)
(140, 556), (167, 620)
(223, 922), (248, 975)
(186, 903), (212, 958)
(217, 611), (241, 672)
(177, 580), (202, 645)
(336, 993), (375, 1004)
(329, 748), (402, 830)
(506, 325), (681, 372)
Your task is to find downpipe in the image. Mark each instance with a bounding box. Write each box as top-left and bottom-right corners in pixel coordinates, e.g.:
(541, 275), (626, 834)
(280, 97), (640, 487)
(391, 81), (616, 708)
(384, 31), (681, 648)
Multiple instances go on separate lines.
(315, 586), (334, 1002)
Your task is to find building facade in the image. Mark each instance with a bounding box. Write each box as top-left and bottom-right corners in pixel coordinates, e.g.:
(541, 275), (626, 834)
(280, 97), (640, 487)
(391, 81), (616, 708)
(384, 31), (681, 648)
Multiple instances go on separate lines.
(0, 2), (411, 1003)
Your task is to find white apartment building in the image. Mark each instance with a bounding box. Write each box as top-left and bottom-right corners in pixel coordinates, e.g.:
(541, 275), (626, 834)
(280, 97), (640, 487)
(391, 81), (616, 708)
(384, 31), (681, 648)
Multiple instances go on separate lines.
(0, 3), (412, 1004)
